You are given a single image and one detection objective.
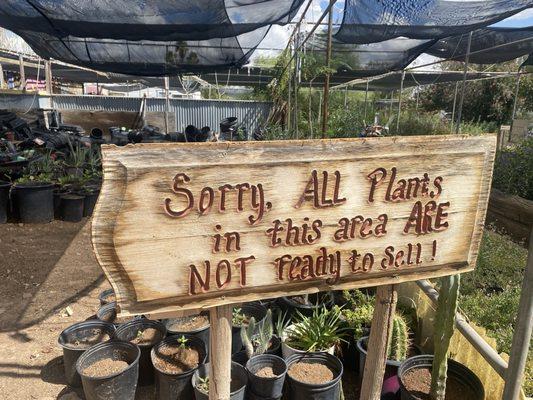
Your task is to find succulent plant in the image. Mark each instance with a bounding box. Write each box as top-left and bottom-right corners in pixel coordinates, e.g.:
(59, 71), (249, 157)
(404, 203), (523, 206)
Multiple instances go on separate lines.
(241, 309), (273, 358)
(386, 313), (410, 362)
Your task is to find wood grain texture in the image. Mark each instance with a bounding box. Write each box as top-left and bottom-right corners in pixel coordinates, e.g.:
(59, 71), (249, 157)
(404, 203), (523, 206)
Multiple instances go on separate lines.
(209, 305), (232, 400)
(91, 136), (496, 316)
(360, 285), (398, 399)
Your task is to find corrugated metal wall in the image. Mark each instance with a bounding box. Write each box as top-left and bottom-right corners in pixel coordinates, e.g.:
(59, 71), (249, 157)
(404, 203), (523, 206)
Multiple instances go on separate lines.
(0, 93), (272, 133)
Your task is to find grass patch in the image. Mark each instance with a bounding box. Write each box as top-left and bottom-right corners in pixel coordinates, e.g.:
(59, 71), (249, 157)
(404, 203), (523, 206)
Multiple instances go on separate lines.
(460, 229), (531, 395)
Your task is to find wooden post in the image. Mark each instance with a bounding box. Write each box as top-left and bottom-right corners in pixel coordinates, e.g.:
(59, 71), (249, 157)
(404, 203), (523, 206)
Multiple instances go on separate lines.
(164, 76), (170, 134)
(0, 63), (4, 89)
(320, 0), (334, 138)
(360, 285), (398, 400)
(502, 227), (533, 399)
(209, 305), (232, 400)
(18, 55), (25, 90)
(396, 70), (405, 133)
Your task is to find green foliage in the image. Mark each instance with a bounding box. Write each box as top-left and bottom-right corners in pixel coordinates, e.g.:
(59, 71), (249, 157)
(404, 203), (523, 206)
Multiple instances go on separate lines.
(232, 307), (249, 327)
(492, 137), (533, 200)
(342, 304), (374, 340)
(196, 376), (209, 394)
(430, 275), (460, 400)
(274, 310), (290, 339)
(241, 310), (274, 358)
(286, 305), (347, 352)
(65, 139), (88, 168)
(177, 335), (188, 349)
(386, 314), (410, 362)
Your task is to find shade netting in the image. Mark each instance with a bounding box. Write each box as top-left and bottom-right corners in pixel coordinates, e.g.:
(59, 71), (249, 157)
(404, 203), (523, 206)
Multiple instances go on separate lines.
(335, 0), (533, 44)
(0, 0), (304, 41)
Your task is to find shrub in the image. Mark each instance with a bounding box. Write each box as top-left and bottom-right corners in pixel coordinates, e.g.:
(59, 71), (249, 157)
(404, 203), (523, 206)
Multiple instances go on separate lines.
(492, 137), (533, 200)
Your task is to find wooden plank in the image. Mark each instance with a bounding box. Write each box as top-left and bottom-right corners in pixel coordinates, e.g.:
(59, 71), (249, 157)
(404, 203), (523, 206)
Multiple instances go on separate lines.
(91, 135), (496, 316)
(502, 228), (533, 400)
(360, 284), (398, 399)
(209, 305), (232, 400)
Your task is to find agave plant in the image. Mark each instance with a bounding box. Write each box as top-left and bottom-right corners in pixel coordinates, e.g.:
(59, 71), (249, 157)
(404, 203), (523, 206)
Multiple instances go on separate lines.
(286, 305), (347, 352)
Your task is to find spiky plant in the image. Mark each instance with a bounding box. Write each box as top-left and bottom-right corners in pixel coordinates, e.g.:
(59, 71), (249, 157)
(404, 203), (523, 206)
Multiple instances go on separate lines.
(430, 275), (460, 400)
(241, 309), (274, 358)
(386, 314), (410, 362)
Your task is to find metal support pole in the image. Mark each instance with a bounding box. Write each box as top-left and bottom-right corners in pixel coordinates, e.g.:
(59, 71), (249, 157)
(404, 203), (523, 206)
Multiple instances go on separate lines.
(344, 86), (348, 110)
(364, 81), (369, 121)
(415, 89), (419, 111)
(455, 31), (473, 134)
(18, 55), (25, 90)
(320, 0), (334, 138)
(164, 76), (170, 134)
(293, 33), (299, 139)
(45, 60), (52, 94)
(511, 70), (522, 122)
(389, 91), (394, 116)
(450, 82), (459, 132)
(0, 64), (4, 89)
(503, 227), (533, 399)
(396, 70), (405, 133)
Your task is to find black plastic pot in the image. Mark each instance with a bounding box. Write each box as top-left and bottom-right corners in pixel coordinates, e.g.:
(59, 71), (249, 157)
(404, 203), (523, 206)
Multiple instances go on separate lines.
(58, 320), (116, 387)
(83, 189), (100, 217)
(286, 352), (343, 400)
(232, 302), (267, 354)
(246, 354), (287, 400)
(114, 319), (166, 386)
(192, 361), (248, 400)
(277, 292), (335, 318)
(398, 355), (484, 400)
(53, 187), (68, 219)
(76, 340), (140, 400)
(232, 350), (249, 366)
(96, 302), (143, 326)
(357, 336), (422, 397)
(163, 313), (210, 354)
(0, 180), (11, 224)
(266, 335), (282, 357)
(151, 334), (207, 400)
(99, 288), (115, 306)
(59, 194), (85, 222)
(12, 182), (54, 223)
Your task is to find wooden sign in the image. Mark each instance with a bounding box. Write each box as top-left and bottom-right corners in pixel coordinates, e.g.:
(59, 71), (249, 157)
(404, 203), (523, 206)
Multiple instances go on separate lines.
(92, 135), (495, 316)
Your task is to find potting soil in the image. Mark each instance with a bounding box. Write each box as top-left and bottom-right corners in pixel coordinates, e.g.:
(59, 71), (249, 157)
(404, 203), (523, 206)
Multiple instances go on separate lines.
(288, 362), (334, 384)
(83, 358), (129, 378)
(71, 330), (111, 349)
(168, 315), (209, 332)
(402, 368), (478, 400)
(256, 366), (277, 378)
(153, 345), (200, 374)
(130, 328), (161, 345)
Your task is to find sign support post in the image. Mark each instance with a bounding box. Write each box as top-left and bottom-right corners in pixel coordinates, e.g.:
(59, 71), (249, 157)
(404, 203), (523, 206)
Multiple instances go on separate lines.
(209, 305), (233, 400)
(360, 284), (398, 399)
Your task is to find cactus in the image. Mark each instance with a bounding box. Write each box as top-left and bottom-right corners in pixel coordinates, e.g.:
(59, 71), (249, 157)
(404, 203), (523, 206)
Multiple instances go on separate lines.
(430, 275), (460, 400)
(241, 309), (273, 358)
(386, 313), (410, 362)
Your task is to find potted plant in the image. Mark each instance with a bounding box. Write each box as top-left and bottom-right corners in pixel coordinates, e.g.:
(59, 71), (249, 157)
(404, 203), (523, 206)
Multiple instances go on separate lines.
(241, 310), (288, 400)
(277, 291), (334, 317)
(192, 362), (248, 400)
(58, 320), (116, 387)
(63, 139), (88, 177)
(12, 173), (54, 223)
(281, 305), (347, 359)
(114, 319), (166, 386)
(76, 340), (140, 400)
(151, 334), (208, 400)
(231, 302), (267, 354)
(163, 312), (210, 352)
(285, 352), (344, 399)
(234, 309), (275, 365)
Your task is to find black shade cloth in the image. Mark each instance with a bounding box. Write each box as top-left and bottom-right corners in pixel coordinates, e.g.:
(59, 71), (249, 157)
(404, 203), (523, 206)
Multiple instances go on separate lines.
(18, 27), (270, 75)
(427, 27), (533, 64)
(306, 35), (435, 77)
(0, 0), (304, 41)
(335, 0), (533, 44)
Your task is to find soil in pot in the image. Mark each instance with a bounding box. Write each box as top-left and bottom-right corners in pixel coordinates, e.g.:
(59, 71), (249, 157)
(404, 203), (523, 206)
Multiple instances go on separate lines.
(288, 362), (334, 384)
(70, 329), (111, 349)
(152, 344), (200, 374)
(83, 358), (129, 378)
(255, 366), (276, 378)
(130, 328), (162, 346)
(402, 367), (477, 400)
(167, 314), (209, 332)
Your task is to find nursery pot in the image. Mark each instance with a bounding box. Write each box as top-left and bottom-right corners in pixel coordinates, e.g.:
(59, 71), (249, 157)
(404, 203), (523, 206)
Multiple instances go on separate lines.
(232, 350), (249, 366)
(96, 302), (143, 326)
(98, 288), (115, 306)
(82, 189), (100, 217)
(0, 180), (11, 224)
(232, 302), (267, 354)
(281, 325), (335, 359)
(76, 340), (140, 400)
(114, 319), (166, 386)
(163, 313), (210, 353)
(12, 182), (54, 223)
(59, 194), (85, 222)
(398, 355), (484, 400)
(192, 361), (248, 400)
(58, 320), (116, 387)
(245, 354), (287, 400)
(151, 334), (207, 400)
(357, 336), (422, 397)
(286, 352), (343, 400)
(277, 292), (335, 318)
